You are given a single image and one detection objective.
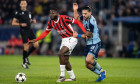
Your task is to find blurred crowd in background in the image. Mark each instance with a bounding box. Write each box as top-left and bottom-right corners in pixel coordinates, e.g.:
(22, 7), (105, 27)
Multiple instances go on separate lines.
(0, 0), (140, 58)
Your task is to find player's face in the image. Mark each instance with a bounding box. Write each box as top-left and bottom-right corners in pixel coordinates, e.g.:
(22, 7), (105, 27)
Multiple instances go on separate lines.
(49, 10), (58, 20)
(20, 1), (27, 10)
(82, 10), (92, 20)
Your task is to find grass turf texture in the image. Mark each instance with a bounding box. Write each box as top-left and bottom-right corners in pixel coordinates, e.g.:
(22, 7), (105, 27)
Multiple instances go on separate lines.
(0, 55), (140, 84)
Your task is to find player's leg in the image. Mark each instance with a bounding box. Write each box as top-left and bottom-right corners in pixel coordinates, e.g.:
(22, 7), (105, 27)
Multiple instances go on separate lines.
(65, 55), (71, 70)
(87, 42), (106, 81)
(57, 46), (69, 82)
(86, 54), (101, 75)
(26, 42), (38, 57)
(25, 41), (38, 65)
(57, 37), (77, 82)
(26, 29), (38, 57)
(22, 43), (30, 69)
(64, 37), (77, 81)
(25, 29), (38, 65)
(64, 55), (76, 81)
(20, 30), (30, 69)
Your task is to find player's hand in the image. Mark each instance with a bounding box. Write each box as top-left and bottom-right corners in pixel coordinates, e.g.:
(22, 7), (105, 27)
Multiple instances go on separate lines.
(85, 31), (93, 38)
(31, 18), (36, 23)
(20, 23), (27, 27)
(73, 31), (78, 37)
(29, 39), (37, 44)
(86, 36), (91, 39)
(73, 3), (78, 11)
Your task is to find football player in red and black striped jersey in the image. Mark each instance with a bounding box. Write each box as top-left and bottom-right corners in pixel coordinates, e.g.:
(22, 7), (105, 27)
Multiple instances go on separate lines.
(29, 8), (87, 82)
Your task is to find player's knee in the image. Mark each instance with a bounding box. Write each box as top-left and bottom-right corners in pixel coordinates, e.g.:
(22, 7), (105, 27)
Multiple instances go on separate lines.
(24, 44), (29, 51)
(86, 58), (92, 64)
(85, 63), (88, 68)
(58, 52), (64, 57)
(24, 47), (29, 51)
(85, 63), (90, 69)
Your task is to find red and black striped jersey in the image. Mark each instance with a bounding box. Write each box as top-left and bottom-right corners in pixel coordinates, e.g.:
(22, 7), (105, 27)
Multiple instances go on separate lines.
(36, 15), (86, 41)
(46, 15), (75, 38)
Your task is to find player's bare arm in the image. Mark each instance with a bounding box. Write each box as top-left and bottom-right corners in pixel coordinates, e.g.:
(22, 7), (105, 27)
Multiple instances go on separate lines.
(73, 31), (86, 38)
(12, 18), (27, 27)
(73, 3), (80, 21)
(73, 31), (92, 39)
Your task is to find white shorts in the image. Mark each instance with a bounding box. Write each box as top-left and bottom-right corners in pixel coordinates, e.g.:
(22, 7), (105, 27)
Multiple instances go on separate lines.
(60, 37), (78, 55)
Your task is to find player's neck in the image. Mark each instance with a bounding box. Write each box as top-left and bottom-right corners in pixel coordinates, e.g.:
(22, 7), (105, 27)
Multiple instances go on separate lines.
(21, 8), (27, 11)
(85, 15), (91, 21)
(54, 16), (59, 21)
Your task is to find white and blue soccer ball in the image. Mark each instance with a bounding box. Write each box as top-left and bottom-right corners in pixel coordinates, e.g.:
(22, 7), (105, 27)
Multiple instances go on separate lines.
(15, 73), (26, 82)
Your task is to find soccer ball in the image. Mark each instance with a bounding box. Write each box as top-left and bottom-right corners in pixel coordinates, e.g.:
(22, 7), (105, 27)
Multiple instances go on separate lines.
(15, 73), (26, 82)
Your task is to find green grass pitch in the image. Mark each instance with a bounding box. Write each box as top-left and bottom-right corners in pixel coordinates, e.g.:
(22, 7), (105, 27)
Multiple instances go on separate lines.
(0, 55), (140, 84)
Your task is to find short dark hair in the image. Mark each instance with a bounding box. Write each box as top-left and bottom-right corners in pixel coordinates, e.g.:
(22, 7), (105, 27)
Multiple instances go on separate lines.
(50, 8), (58, 12)
(82, 6), (92, 12)
(20, 0), (26, 2)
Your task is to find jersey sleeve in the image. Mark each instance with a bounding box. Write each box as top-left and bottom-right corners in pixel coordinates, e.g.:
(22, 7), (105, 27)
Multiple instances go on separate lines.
(63, 15), (75, 24)
(46, 21), (53, 31)
(73, 19), (86, 33)
(36, 21), (52, 41)
(14, 11), (19, 19)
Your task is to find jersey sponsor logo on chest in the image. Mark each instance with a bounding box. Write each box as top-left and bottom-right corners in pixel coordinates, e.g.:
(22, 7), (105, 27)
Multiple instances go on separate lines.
(57, 29), (66, 34)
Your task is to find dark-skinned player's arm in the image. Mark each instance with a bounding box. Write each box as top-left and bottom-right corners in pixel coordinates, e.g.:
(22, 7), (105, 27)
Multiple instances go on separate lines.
(73, 19), (92, 39)
(73, 3), (81, 21)
(29, 29), (51, 43)
(63, 15), (91, 38)
(73, 31), (86, 38)
(29, 22), (52, 43)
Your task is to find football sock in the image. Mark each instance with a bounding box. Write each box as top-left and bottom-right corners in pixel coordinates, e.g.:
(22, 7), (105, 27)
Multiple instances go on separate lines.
(90, 67), (100, 75)
(23, 50), (28, 64)
(92, 61), (102, 71)
(26, 46), (36, 57)
(60, 65), (65, 77)
(67, 70), (75, 79)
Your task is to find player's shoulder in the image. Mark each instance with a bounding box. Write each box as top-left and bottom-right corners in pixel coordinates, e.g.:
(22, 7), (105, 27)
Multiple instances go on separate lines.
(47, 20), (53, 25)
(60, 15), (73, 21)
(60, 15), (67, 19)
(90, 15), (95, 21)
(60, 15), (72, 18)
(89, 15), (96, 23)
(15, 10), (20, 15)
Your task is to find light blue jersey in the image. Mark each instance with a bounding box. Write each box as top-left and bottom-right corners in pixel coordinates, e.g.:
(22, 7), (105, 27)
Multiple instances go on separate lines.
(80, 15), (101, 45)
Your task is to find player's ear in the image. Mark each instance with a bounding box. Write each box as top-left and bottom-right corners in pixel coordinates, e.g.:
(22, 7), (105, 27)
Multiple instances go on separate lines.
(88, 12), (91, 16)
(89, 11), (92, 15)
(24, 1), (27, 6)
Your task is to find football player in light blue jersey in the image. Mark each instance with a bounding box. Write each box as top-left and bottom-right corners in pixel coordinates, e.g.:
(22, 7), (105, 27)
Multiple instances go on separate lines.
(73, 3), (106, 82)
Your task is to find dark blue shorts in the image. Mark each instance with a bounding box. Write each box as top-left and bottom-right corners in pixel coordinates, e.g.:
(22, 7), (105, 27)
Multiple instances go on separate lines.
(83, 42), (101, 59)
